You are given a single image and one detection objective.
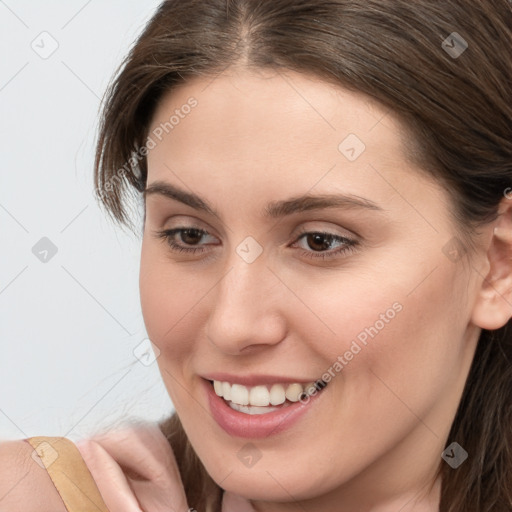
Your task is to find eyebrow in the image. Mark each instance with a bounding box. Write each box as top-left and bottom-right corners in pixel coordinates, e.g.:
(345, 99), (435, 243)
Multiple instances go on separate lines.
(143, 180), (384, 219)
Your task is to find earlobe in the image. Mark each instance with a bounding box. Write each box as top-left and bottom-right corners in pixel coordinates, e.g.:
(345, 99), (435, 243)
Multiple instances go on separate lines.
(470, 203), (512, 331)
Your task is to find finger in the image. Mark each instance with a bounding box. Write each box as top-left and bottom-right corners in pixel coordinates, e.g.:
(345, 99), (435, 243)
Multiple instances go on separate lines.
(77, 422), (189, 512)
(76, 438), (144, 512)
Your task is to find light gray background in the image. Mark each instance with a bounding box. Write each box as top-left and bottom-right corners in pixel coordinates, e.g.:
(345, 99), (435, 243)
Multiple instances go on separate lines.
(0, 0), (174, 442)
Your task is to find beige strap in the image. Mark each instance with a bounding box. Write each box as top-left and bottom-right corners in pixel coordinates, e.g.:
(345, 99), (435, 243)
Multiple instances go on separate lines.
(25, 436), (109, 512)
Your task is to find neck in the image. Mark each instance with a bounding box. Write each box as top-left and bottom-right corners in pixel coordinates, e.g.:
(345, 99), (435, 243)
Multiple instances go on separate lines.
(249, 476), (441, 512)
(248, 419), (445, 512)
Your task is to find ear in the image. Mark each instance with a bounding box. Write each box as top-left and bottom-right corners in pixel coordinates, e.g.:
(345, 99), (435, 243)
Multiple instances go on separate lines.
(471, 199), (512, 330)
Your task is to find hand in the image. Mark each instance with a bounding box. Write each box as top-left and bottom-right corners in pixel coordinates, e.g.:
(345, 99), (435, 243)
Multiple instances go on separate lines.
(76, 421), (190, 512)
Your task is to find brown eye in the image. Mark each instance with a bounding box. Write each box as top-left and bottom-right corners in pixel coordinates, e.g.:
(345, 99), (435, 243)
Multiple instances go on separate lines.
(292, 230), (358, 261)
(305, 233), (336, 252)
(179, 228), (204, 245)
(153, 227), (218, 255)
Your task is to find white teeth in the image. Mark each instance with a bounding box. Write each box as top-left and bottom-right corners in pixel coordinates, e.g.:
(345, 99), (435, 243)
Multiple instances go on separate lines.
(249, 385), (270, 406)
(269, 384), (286, 405)
(213, 380), (224, 397)
(222, 381), (231, 401)
(285, 383), (304, 402)
(212, 379), (326, 407)
(228, 402), (285, 414)
(231, 383), (249, 405)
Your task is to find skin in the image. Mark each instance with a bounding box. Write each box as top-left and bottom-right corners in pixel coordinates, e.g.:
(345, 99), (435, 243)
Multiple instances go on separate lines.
(139, 67), (512, 511)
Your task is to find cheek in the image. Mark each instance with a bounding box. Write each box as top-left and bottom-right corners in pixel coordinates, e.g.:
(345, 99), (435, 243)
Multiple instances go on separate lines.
(139, 245), (205, 410)
(313, 252), (468, 401)
(139, 244), (198, 361)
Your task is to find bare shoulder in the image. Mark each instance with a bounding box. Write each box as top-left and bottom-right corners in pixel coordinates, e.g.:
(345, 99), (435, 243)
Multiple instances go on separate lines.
(0, 439), (67, 512)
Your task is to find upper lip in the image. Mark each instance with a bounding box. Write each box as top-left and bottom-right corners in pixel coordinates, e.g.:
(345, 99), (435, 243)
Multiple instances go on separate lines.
(201, 372), (322, 386)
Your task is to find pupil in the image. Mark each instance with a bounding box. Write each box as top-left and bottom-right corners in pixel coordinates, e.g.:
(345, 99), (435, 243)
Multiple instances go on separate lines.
(181, 229), (202, 244)
(307, 233), (331, 251)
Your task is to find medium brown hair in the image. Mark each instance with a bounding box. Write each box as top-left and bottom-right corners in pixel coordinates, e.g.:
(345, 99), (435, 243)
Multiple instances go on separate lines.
(94, 1), (512, 510)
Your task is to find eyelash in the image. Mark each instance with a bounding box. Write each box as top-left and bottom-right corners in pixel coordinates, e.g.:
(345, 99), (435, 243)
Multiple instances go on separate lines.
(153, 226), (358, 261)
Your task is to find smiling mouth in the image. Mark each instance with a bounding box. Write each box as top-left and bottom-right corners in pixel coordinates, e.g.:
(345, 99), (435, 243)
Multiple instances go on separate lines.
(209, 378), (328, 414)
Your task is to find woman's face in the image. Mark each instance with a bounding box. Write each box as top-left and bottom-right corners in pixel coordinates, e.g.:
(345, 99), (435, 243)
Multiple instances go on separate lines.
(139, 68), (484, 507)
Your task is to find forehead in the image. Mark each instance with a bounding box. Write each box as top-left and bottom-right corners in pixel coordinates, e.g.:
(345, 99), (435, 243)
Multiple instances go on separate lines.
(143, 68), (451, 231)
(156, 68), (399, 135)
(147, 68), (406, 176)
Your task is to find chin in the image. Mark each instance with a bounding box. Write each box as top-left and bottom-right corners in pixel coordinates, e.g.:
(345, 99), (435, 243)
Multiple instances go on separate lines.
(209, 462), (335, 502)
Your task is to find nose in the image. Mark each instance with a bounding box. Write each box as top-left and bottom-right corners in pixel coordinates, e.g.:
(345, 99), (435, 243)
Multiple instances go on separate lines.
(205, 250), (288, 355)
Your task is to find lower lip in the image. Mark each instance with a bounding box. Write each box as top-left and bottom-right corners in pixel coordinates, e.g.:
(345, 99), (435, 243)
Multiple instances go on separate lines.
(202, 378), (326, 439)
